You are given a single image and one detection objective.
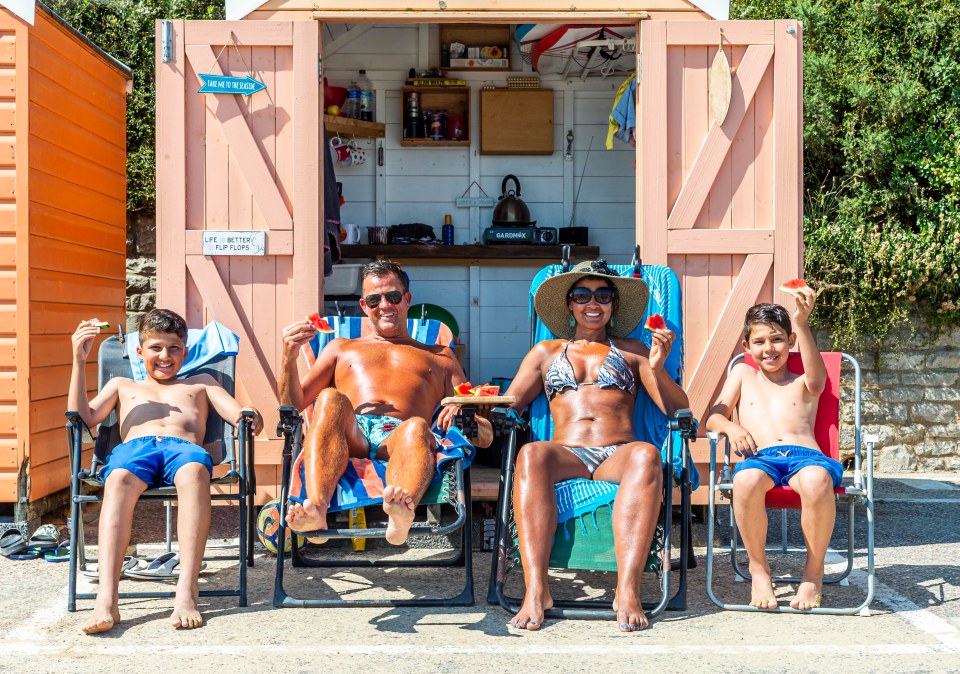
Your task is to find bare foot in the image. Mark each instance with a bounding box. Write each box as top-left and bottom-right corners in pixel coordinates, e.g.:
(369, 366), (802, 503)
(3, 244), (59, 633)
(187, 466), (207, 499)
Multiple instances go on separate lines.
(749, 564), (778, 610)
(170, 595), (204, 629)
(613, 589), (649, 632)
(82, 606), (120, 635)
(286, 498), (329, 544)
(382, 485), (416, 545)
(790, 577), (823, 611)
(509, 586), (553, 631)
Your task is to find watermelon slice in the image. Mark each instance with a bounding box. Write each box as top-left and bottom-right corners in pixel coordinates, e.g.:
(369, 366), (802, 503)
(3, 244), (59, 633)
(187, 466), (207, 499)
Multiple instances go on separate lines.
(778, 278), (809, 295)
(454, 382), (473, 396)
(644, 313), (666, 331)
(307, 312), (335, 334)
(472, 385), (500, 397)
(89, 319), (110, 329)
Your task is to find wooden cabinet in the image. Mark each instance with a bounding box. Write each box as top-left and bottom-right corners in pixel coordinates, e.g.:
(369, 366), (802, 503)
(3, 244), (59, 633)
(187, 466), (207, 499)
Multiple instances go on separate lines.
(400, 86), (471, 147)
(439, 24), (511, 71)
(480, 89), (555, 155)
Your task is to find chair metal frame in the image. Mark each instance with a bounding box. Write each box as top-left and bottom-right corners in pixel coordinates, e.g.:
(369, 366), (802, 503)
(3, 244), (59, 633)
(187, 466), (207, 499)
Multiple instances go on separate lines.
(66, 334), (256, 611)
(705, 352), (876, 615)
(489, 412), (696, 620)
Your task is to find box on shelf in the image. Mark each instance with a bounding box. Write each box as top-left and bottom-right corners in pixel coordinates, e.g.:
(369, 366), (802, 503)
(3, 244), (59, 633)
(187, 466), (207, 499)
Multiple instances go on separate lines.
(449, 58), (509, 69)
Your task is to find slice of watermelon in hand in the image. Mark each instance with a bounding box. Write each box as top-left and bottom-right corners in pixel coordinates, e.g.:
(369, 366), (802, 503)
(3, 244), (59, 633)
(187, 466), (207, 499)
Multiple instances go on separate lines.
(454, 382), (473, 396)
(644, 313), (666, 331)
(307, 312), (335, 334)
(778, 278), (809, 296)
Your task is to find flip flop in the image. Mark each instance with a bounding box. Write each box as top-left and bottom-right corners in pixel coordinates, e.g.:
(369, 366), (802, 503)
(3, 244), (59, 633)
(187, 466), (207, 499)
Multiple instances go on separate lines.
(123, 552), (206, 580)
(27, 524), (61, 550)
(82, 556), (141, 580)
(0, 529), (27, 558)
(7, 545), (43, 561)
(43, 541), (70, 562)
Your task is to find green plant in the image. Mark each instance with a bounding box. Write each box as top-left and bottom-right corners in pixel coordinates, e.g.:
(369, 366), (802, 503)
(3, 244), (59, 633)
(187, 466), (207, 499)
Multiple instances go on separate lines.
(44, 0), (224, 212)
(733, 0), (960, 348)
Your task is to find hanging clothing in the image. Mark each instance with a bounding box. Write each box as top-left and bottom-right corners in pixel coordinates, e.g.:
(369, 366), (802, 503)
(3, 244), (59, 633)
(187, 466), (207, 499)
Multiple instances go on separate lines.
(606, 73), (637, 150)
(323, 133), (342, 277)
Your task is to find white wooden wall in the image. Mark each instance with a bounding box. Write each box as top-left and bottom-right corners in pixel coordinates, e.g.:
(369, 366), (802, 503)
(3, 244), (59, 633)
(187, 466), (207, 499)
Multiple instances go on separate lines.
(328, 25), (637, 382)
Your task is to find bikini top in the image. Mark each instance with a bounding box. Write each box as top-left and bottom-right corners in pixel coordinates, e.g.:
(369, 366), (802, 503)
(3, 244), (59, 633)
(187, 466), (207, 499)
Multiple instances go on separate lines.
(544, 339), (636, 399)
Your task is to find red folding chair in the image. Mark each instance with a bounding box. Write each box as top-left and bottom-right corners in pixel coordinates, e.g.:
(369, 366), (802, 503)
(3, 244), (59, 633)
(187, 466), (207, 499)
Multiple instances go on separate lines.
(705, 352), (876, 615)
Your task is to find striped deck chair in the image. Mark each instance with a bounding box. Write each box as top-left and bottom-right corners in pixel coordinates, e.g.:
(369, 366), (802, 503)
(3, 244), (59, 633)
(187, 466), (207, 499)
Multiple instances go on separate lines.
(706, 352), (877, 615)
(490, 260), (699, 620)
(272, 316), (477, 608)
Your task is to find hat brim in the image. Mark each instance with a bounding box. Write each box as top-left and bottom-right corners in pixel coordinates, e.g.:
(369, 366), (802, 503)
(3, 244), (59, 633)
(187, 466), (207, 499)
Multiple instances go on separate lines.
(534, 270), (649, 339)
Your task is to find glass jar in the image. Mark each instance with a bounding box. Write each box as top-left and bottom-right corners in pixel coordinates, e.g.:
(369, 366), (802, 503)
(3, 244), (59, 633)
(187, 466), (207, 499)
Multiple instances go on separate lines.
(428, 109), (447, 141)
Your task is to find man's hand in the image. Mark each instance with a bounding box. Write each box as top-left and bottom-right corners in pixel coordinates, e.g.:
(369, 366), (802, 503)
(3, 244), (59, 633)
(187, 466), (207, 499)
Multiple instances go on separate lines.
(727, 424), (758, 458)
(791, 285), (817, 327)
(238, 407), (264, 436)
(71, 320), (103, 363)
(648, 327), (676, 371)
(281, 318), (317, 361)
(435, 403), (460, 432)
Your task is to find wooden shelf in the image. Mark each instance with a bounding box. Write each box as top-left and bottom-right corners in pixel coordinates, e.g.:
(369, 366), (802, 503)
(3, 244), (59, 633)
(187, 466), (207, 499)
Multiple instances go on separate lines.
(399, 139), (471, 148)
(323, 115), (385, 138)
(401, 86), (470, 145)
(340, 244), (600, 262)
(439, 24), (512, 72)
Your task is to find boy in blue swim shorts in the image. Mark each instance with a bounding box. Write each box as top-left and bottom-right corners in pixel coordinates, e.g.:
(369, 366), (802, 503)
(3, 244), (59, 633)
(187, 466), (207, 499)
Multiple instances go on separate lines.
(68, 309), (263, 635)
(707, 285), (841, 611)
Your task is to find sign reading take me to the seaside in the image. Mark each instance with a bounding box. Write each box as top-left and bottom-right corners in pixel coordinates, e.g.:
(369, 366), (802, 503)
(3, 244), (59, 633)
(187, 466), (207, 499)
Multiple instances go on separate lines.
(198, 73), (267, 97)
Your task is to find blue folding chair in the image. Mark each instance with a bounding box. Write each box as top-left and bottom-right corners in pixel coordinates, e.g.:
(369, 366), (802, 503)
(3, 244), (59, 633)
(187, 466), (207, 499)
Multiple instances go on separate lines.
(490, 253), (698, 619)
(273, 316), (493, 608)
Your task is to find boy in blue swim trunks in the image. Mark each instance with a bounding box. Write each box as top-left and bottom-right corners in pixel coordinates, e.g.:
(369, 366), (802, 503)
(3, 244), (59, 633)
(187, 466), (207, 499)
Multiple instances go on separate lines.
(707, 286), (841, 611)
(68, 309), (263, 635)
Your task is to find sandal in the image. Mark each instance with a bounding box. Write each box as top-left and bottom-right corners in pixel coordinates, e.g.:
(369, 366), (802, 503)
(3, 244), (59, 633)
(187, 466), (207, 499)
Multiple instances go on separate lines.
(43, 541), (70, 562)
(27, 524), (61, 550)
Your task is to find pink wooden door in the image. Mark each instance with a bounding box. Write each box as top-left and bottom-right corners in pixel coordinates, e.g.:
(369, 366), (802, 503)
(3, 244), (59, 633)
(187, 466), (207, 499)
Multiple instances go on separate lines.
(156, 20), (321, 478)
(638, 20), (803, 472)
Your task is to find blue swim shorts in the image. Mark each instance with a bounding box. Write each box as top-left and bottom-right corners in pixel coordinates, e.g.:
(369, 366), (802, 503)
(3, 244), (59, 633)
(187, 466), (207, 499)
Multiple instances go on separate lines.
(99, 436), (213, 487)
(355, 414), (442, 460)
(733, 445), (843, 488)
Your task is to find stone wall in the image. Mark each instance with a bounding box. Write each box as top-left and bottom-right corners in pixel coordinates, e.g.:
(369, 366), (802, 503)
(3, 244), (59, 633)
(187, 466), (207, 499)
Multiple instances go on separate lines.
(123, 209), (958, 472)
(826, 329), (960, 473)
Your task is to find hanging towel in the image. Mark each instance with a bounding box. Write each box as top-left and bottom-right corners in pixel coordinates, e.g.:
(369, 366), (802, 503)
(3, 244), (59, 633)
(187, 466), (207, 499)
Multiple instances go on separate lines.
(125, 321), (240, 382)
(606, 73), (637, 150)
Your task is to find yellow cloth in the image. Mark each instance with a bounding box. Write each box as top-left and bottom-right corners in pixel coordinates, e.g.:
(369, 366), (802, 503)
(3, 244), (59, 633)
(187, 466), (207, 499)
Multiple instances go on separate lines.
(606, 73), (636, 150)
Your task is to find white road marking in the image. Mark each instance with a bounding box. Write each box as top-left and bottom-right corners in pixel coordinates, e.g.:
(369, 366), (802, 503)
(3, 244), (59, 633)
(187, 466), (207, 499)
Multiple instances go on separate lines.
(897, 479), (959, 491)
(4, 590), (68, 642)
(875, 498), (960, 504)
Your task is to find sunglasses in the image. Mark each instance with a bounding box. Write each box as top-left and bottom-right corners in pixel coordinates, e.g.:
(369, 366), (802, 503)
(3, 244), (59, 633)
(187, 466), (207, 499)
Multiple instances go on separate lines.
(363, 290), (405, 308)
(568, 287), (616, 305)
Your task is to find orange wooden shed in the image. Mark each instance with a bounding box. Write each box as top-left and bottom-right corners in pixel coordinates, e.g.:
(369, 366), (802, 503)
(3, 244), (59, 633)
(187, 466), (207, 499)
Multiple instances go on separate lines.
(0, 5), (130, 517)
(156, 1), (802, 504)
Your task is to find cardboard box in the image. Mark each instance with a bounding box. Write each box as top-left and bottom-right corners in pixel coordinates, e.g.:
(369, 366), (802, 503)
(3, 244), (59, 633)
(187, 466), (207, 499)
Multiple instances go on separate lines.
(449, 58), (509, 69)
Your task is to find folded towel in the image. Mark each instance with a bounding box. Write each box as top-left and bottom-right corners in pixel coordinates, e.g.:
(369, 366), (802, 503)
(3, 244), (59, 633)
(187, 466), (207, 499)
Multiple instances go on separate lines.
(125, 321), (239, 381)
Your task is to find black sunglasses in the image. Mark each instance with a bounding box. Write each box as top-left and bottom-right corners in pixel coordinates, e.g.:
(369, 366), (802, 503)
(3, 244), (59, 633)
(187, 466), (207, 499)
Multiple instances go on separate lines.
(568, 287), (616, 305)
(363, 290), (404, 308)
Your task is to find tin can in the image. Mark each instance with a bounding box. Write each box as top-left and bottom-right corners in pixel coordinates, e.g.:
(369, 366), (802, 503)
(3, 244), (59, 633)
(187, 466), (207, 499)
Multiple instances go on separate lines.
(428, 109), (447, 141)
(442, 224), (454, 245)
(446, 114), (465, 140)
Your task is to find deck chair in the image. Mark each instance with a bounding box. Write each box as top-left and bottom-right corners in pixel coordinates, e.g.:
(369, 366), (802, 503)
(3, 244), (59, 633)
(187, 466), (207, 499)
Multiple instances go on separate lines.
(705, 351), (876, 615)
(273, 316), (509, 609)
(490, 257), (699, 620)
(65, 324), (256, 611)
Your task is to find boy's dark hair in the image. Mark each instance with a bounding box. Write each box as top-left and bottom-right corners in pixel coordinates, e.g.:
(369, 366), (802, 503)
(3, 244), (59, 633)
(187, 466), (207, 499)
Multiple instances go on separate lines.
(743, 303), (792, 341)
(139, 308), (187, 341)
(360, 260), (408, 293)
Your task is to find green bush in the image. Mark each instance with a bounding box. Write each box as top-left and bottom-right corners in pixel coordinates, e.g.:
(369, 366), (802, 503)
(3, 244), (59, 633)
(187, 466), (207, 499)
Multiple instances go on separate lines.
(44, 0), (224, 212)
(733, 0), (960, 348)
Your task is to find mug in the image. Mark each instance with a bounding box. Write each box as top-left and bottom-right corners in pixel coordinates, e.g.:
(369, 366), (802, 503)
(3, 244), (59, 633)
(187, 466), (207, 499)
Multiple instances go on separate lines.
(343, 223), (360, 244)
(329, 135), (352, 167)
(347, 139), (366, 166)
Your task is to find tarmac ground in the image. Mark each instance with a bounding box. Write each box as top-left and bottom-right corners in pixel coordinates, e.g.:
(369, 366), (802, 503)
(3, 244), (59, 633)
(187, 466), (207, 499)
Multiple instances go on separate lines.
(1, 472), (959, 673)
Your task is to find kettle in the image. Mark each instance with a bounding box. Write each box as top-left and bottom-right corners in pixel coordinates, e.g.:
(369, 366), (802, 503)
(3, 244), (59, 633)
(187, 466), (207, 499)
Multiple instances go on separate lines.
(492, 174), (535, 226)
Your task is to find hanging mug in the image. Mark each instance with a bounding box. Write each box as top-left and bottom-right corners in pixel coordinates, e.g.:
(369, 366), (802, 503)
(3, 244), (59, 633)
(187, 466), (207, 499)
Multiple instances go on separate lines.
(329, 135), (352, 167)
(348, 139), (366, 166)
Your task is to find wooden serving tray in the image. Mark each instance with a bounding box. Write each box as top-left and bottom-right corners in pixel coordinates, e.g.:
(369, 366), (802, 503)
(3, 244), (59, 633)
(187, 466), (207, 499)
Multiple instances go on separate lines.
(440, 395), (516, 406)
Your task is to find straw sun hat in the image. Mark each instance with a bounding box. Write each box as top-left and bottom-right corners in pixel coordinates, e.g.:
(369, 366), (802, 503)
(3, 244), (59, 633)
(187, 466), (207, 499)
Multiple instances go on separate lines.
(533, 259), (649, 339)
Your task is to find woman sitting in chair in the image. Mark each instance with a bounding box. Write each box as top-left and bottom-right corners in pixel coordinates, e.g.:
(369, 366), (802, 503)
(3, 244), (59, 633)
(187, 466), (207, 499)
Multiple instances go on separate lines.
(504, 259), (688, 632)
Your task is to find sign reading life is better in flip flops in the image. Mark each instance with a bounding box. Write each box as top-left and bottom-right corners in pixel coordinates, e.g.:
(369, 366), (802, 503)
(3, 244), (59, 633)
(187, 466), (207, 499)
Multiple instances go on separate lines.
(198, 73), (266, 97)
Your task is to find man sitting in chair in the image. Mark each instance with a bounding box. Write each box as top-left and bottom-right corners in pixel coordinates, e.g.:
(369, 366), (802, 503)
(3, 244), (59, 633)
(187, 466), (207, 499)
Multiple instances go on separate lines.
(706, 287), (842, 611)
(279, 260), (492, 546)
(69, 309), (264, 634)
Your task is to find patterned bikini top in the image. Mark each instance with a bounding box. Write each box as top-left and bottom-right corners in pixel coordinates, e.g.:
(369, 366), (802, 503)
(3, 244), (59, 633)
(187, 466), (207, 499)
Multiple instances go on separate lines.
(544, 339), (636, 399)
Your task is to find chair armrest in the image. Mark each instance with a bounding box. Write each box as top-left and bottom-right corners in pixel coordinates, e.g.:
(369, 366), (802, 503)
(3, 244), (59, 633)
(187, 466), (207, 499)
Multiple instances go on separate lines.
(65, 411), (96, 444)
(705, 430), (733, 483)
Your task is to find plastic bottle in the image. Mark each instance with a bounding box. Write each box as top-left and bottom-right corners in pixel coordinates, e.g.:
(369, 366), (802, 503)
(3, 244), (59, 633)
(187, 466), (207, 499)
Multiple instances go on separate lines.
(342, 81), (361, 120)
(357, 70), (375, 122)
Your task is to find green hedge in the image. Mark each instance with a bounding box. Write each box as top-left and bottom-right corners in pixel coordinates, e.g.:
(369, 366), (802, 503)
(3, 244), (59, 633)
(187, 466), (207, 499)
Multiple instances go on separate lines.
(734, 0), (960, 348)
(44, 0), (224, 213)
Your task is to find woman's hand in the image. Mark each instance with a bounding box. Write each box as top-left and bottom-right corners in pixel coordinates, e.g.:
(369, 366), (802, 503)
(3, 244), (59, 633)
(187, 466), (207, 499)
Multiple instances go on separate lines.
(648, 328), (675, 371)
(436, 403), (460, 431)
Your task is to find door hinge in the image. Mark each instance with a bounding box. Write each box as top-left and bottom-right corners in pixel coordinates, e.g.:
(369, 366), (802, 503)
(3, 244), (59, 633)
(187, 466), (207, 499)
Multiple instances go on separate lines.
(318, 55), (323, 81)
(161, 20), (173, 63)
